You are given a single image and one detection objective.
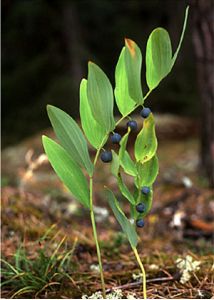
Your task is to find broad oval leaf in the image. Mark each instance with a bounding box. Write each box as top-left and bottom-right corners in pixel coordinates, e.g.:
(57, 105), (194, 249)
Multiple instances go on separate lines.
(47, 105), (93, 176)
(106, 189), (138, 248)
(80, 79), (107, 149)
(136, 155), (159, 188)
(118, 173), (135, 205)
(146, 28), (172, 90)
(125, 39), (143, 104)
(115, 47), (136, 116)
(134, 113), (157, 163)
(146, 7), (189, 91)
(42, 136), (90, 208)
(87, 62), (115, 131)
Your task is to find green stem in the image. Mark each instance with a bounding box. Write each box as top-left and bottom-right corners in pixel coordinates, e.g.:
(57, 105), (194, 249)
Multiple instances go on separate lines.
(115, 104), (138, 126)
(89, 177), (106, 298)
(89, 88), (153, 298)
(132, 247), (147, 299)
(115, 89), (152, 127)
(143, 89), (153, 102)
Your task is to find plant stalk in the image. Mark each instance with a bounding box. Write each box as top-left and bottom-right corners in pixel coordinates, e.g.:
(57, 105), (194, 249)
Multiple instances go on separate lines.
(90, 89), (153, 298)
(89, 177), (106, 298)
(132, 247), (147, 299)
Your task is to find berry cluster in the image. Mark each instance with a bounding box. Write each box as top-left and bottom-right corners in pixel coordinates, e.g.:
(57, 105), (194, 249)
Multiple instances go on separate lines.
(135, 186), (150, 228)
(100, 107), (152, 229)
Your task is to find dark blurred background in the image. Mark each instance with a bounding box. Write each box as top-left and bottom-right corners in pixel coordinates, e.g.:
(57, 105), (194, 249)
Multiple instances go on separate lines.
(2, 0), (199, 148)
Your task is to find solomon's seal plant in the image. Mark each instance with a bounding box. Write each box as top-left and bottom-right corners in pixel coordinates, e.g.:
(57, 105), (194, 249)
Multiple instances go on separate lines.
(42, 7), (189, 299)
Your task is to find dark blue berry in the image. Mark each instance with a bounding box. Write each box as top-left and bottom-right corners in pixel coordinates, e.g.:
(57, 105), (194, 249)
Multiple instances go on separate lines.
(140, 107), (151, 118)
(136, 203), (145, 213)
(136, 219), (145, 228)
(100, 151), (112, 163)
(141, 186), (150, 195)
(127, 120), (138, 131)
(111, 133), (122, 144)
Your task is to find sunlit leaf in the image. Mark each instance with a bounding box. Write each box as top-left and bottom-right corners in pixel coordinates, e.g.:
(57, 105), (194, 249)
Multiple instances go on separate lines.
(115, 47), (136, 116)
(139, 189), (153, 218)
(136, 155), (159, 187)
(124, 39), (143, 104)
(118, 129), (137, 176)
(80, 79), (107, 149)
(118, 174), (135, 205)
(42, 136), (90, 208)
(172, 6), (189, 66)
(111, 150), (120, 177)
(47, 105), (93, 176)
(146, 6), (189, 90)
(119, 129), (130, 159)
(87, 62), (115, 131)
(134, 113), (157, 163)
(146, 28), (172, 90)
(106, 189), (138, 248)
(121, 151), (137, 177)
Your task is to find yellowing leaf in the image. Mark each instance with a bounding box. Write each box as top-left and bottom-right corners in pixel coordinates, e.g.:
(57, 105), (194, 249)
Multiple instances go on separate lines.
(134, 113), (157, 163)
(124, 39), (143, 104)
(137, 155), (159, 187)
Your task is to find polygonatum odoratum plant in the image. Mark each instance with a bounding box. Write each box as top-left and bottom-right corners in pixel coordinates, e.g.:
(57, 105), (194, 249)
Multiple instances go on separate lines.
(42, 7), (189, 299)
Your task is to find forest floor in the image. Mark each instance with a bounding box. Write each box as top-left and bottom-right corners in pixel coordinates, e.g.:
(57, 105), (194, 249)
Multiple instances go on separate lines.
(1, 115), (214, 299)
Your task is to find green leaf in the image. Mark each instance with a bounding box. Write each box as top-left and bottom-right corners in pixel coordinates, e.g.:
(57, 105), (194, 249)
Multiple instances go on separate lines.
(120, 151), (137, 177)
(42, 136), (90, 208)
(118, 129), (137, 176)
(111, 150), (120, 177)
(172, 6), (189, 66)
(140, 189), (153, 218)
(87, 62), (115, 131)
(146, 6), (189, 90)
(134, 113), (157, 163)
(106, 189), (138, 248)
(118, 174), (135, 205)
(136, 155), (159, 187)
(124, 39), (143, 104)
(47, 105), (93, 176)
(80, 79), (107, 149)
(115, 47), (136, 116)
(146, 28), (172, 90)
(119, 129), (130, 159)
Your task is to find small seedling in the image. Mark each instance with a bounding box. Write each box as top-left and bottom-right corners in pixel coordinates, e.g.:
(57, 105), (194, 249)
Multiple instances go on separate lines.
(140, 107), (151, 118)
(42, 6), (189, 299)
(1, 233), (77, 298)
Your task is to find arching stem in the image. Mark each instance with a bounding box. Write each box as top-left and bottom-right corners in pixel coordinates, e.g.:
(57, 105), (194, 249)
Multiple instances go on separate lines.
(132, 247), (147, 299)
(89, 177), (106, 298)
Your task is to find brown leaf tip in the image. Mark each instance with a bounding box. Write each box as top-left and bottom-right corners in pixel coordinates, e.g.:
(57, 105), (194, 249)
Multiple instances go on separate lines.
(125, 38), (136, 57)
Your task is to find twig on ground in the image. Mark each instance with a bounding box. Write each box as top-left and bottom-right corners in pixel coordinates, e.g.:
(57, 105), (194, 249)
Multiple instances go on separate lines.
(105, 275), (175, 293)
